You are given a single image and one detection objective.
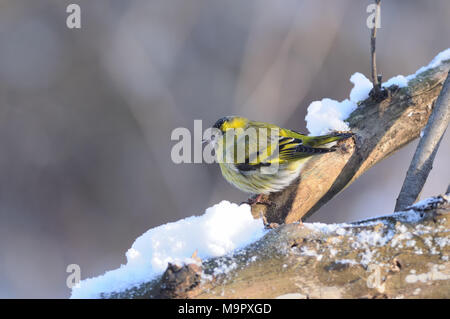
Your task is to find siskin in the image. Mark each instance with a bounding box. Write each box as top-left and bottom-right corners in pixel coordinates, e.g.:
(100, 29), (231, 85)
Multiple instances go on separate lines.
(205, 116), (353, 200)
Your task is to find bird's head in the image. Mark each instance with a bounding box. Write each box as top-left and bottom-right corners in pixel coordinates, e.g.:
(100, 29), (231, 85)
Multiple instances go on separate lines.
(212, 116), (248, 132)
(203, 116), (248, 146)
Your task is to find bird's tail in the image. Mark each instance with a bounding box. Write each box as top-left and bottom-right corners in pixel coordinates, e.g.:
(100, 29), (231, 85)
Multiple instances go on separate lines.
(304, 132), (354, 147)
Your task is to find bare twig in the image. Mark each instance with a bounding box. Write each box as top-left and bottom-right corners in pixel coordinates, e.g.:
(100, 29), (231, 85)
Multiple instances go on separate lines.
(370, 0), (382, 96)
(395, 71), (450, 211)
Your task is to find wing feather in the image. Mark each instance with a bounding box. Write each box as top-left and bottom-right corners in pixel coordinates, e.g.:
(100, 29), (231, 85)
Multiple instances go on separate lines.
(226, 125), (336, 172)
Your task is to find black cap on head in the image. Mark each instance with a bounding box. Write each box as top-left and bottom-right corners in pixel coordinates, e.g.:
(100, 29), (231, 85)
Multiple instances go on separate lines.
(212, 116), (231, 130)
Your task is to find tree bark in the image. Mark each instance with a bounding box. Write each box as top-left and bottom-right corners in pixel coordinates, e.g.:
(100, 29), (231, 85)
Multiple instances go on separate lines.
(395, 71), (450, 211)
(108, 194), (450, 299)
(251, 59), (450, 224)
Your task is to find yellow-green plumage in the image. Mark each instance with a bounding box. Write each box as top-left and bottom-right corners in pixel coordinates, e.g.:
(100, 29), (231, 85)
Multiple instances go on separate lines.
(210, 116), (353, 195)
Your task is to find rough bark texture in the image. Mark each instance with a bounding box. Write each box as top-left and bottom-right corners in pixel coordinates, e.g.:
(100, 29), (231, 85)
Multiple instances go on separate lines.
(395, 71), (450, 211)
(251, 59), (450, 224)
(107, 194), (449, 299)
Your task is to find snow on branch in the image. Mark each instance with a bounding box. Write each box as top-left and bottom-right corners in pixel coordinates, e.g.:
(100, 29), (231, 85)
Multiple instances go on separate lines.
(78, 193), (449, 299)
(70, 201), (266, 298)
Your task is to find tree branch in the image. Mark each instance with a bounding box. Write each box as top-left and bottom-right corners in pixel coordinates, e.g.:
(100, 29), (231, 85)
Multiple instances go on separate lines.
(108, 194), (450, 299)
(251, 59), (450, 224)
(395, 71), (450, 211)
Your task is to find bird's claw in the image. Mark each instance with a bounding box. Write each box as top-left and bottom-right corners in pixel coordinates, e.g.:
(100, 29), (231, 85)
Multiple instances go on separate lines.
(241, 194), (274, 207)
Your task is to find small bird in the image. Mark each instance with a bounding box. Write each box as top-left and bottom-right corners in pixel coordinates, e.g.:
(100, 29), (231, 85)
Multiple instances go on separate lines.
(205, 116), (353, 202)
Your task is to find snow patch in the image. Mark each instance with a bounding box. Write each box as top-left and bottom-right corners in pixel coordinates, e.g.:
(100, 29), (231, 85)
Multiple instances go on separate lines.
(349, 72), (373, 103)
(408, 48), (450, 79)
(304, 222), (352, 234)
(305, 48), (450, 136)
(71, 201), (265, 299)
(383, 75), (408, 88)
(357, 228), (391, 246)
(335, 259), (358, 266)
(305, 72), (372, 136)
(408, 196), (445, 210)
(305, 98), (357, 135)
(383, 48), (450, 88)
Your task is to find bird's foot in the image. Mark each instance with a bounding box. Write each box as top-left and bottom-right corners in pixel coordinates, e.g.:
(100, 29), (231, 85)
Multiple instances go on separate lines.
(241, 194), (273, 206)
(258, 212), (279, 229)
(264, 222), (280, 229)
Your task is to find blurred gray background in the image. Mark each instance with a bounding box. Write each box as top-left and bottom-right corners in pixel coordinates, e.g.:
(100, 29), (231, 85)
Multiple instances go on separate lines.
(0, 0), (448, 298)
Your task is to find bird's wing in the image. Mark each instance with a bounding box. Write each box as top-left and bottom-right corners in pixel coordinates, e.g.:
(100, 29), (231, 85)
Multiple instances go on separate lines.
(231, 126), (279, 171)
(231, 130), (329, 172)
(227, 123), (350, 171)
(278, 129), (355, 160)
(278, 137), (336, 161)
(281, 128), (353, 147)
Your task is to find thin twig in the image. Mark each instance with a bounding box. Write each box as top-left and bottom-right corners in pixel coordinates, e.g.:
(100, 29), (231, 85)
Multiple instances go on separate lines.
(395, 71), (450, 211)
(370, 0), (382, 98)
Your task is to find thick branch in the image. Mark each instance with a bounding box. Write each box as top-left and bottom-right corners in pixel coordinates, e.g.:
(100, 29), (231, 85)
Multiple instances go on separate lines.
(109, 194), (450, 299)
(395, 71), (450, 211)
(251, 59), (450, 224)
